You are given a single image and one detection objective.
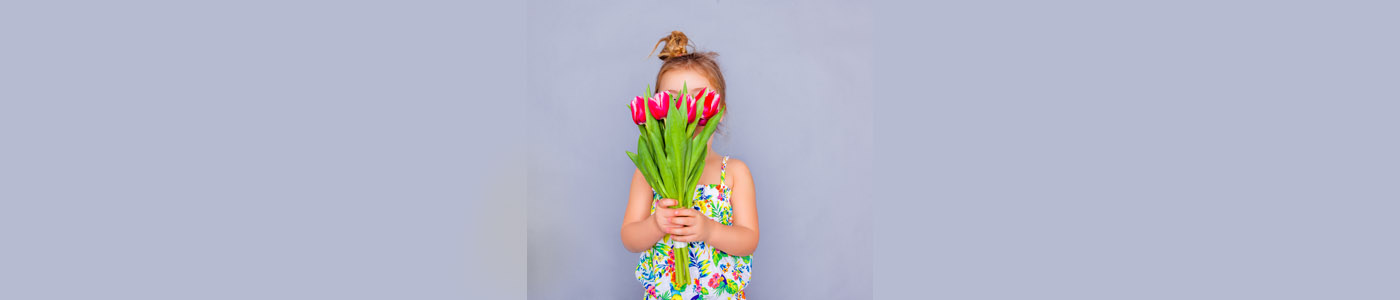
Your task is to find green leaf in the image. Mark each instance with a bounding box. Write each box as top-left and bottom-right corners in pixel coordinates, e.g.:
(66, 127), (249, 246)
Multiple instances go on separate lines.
(639, 93), (671, 197)
(665, 101), (683, 202)
(634, 137), (663, 189)
(626, 151), (653, 188)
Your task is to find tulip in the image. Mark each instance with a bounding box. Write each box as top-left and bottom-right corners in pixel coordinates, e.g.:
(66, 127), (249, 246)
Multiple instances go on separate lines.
(681, 93), (700, 123)
(629, 96), (647, 125)
(695, 88), (722, 125)
(647, 92), (670, 119)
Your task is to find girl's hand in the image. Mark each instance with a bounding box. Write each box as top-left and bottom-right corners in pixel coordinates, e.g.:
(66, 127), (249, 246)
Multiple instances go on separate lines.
(652, 198), (683, 232)
(667, 208), (712, 243)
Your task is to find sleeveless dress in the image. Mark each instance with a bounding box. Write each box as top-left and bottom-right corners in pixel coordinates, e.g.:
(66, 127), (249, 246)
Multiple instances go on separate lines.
(636, 156), (753, 300)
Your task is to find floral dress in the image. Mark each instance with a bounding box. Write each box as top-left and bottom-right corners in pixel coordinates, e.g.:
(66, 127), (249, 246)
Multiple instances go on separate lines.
(636, 156), (752, 300)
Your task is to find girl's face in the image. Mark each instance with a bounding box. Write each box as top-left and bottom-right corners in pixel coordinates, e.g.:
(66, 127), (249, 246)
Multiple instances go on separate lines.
(657, 68), (718, 136)
(658, 67), (722, 135)
(658, 68), (712, 103)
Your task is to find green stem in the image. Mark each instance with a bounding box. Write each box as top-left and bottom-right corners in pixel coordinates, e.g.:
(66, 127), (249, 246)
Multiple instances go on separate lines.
(673, 246), (690, 288)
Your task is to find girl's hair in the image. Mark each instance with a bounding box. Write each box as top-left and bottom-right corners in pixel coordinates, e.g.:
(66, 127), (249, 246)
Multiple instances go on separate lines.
(650, 31), (727, 134)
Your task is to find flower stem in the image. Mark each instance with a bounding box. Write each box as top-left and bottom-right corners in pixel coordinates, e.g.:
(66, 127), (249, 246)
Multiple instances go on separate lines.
(672, 243), (690, 288)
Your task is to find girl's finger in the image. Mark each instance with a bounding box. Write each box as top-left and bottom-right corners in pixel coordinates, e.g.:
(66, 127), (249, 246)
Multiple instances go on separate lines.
(668, 227), (689, 235)
(671, 216), (690, 225)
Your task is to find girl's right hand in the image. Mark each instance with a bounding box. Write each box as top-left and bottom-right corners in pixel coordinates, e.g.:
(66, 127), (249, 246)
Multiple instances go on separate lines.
(653, 198), (682, 232)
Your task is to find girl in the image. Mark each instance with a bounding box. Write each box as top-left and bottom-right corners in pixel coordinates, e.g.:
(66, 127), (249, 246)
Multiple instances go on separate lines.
(621, 31), (759, 300)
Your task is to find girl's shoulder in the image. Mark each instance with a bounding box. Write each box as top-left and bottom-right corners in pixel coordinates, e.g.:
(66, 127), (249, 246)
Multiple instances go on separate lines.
(724, 157), (752, 179)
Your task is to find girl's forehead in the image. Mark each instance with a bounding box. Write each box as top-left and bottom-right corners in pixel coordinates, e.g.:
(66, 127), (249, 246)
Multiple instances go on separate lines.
(664, 87), (709, 93)
(659, 70), (712, 88)
(660, 82), (711, 93)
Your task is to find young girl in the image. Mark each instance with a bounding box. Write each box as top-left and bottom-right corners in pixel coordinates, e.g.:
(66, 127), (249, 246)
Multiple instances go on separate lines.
(621, 31), (759, 300)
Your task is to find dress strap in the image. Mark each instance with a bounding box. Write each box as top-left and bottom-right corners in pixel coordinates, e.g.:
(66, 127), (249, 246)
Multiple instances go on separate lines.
(719, 156), (729, 187)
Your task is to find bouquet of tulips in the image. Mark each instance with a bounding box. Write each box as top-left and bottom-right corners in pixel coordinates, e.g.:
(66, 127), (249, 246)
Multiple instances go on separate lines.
(625, 83), (724, 288)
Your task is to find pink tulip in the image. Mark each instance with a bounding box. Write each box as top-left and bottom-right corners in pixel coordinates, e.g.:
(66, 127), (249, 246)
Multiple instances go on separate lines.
(681, 93), (700, 123)
(695, 88), (722, 125)
(647, 92), (670, 119)
(628, 96), (646, 125)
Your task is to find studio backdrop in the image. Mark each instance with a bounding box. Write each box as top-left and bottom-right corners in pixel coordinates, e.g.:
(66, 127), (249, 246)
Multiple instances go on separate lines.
(525, 0), (872, 299)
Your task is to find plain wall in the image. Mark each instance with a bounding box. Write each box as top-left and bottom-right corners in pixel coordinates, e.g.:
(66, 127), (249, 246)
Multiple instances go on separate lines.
(1, 1), (526, 299)
(526, 0), (873, 299)
(875, 1), (1400, 299)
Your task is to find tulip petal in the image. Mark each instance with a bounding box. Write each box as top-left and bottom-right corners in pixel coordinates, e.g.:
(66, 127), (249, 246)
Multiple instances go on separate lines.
(648, 92), (670, 119)
(631, 96), (648, 125)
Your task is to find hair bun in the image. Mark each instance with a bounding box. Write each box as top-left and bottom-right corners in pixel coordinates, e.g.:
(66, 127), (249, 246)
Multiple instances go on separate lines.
(649, 31), (691, 60)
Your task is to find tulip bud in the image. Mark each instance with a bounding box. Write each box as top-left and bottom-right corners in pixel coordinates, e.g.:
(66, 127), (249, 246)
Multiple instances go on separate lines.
(647, 92), (670, 119)
(697, 88), (722, 125)
(683, 94), (700, 123)
(629, 96), (646, 125)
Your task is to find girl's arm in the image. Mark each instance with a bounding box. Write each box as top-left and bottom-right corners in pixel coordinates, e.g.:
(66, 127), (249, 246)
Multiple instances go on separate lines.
(621, 169), (676, 253)
(670, 159), (760, 256)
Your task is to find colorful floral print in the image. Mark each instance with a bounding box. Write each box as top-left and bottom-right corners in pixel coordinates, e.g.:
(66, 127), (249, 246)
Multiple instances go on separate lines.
(636, 156), (751, 300)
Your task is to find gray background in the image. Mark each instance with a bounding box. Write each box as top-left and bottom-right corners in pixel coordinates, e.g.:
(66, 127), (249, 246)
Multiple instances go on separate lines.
(526, 0), (873, 299)
(2, 1), (526, 299)
(5, 1), (1395, 299)
(876, 1), (1399, 299)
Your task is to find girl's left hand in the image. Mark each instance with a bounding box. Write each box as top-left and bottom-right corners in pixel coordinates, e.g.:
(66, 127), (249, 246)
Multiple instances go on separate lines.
(666, 209), (711, 243)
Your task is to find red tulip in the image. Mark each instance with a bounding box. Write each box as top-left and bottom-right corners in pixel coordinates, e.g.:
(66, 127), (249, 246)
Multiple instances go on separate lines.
(628, 96), (646, 125)
(696, 88), (722, 125)
(647, 92), (670, 119)
(681, 93), (700, 123)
